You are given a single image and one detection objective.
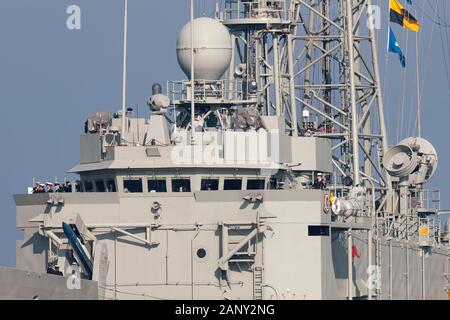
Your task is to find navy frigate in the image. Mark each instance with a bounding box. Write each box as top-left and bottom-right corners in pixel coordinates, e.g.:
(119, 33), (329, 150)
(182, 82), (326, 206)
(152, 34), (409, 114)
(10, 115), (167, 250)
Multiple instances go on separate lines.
(1, 0), (449, 300)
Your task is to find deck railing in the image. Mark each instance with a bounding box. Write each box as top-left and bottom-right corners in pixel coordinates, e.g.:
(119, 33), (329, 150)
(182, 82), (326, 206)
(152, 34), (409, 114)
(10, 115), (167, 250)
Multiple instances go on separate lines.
(221, 0), (293, 21)
(168, 79), (251, 104)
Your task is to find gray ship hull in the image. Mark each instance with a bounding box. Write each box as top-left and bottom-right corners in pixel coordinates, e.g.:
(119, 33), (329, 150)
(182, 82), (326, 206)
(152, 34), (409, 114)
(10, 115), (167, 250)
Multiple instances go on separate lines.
(0, 267), (98, 300)
(9, 191), (450, 300)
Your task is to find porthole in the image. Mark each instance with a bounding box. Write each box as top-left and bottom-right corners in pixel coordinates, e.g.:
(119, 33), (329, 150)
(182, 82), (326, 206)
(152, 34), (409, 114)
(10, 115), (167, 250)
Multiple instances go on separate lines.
(195, 247), (208, 261)
(197, 248), (207, 259)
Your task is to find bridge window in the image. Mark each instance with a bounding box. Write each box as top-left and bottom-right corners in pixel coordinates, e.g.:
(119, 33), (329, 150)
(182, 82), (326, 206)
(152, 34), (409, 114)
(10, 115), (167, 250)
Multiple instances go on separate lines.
(224, 179), (242, 190)
(172, 178), (191, 192)
(201, 179), (219, 191)
(106, 179), (117, 192)
(148, 179), (167, 193)
(123, 178), (143, 193)
(95, 180), (106, 192)
(83, 181), (94, 193)
(247, 179), (265, 190)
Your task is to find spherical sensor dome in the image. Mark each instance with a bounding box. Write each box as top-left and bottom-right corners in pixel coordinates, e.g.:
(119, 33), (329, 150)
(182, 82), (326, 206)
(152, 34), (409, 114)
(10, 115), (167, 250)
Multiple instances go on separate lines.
(177, 17), (232, 80)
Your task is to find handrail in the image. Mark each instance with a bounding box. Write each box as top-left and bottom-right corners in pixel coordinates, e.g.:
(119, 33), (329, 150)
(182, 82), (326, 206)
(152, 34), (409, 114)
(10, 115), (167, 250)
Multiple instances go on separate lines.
(168, 79), (249, 103)
(222, 0), (291, 20)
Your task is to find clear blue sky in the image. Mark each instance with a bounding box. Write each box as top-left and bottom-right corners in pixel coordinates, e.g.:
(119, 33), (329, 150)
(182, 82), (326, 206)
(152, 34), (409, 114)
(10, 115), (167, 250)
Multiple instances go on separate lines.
(0, 0), (449, 267)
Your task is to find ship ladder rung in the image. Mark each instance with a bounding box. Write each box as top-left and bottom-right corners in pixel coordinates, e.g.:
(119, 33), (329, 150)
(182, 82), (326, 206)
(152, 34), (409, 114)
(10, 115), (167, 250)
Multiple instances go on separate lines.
(253, 267), (263, 300)
(229, 258), (255, 263)
(230, 251), (256, 256)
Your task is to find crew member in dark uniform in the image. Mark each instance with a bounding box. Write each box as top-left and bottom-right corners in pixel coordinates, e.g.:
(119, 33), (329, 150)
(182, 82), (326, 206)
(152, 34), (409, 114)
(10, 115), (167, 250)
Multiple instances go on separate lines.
(46, 182), (54, 193)
(54, 183), (63, 193)
(63, 182), (73, 193)
(33, 182), (46, 193)
(312, 173), (327, 190)
(32, 182), (40, 194)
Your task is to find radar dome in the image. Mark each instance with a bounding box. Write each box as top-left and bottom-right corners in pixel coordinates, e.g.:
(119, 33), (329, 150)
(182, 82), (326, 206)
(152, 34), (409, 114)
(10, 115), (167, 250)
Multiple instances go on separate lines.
(177, 17), (232, 80)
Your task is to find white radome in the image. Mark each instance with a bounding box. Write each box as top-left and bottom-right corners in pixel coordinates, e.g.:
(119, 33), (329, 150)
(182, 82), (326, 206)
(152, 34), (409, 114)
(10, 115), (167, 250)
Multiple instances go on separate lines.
(177, 17), (232, 80)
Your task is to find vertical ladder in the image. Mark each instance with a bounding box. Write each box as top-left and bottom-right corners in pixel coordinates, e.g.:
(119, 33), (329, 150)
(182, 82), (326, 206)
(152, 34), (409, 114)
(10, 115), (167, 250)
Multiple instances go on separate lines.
(445, 256), (450, 299)
(375, 218), (382, 300)
(253, 266), (263, 300)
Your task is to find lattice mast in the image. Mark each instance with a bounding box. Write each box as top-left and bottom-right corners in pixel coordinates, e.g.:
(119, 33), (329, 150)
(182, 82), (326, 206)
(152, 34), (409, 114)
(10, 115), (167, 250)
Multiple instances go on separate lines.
(220, 0), (391, 203)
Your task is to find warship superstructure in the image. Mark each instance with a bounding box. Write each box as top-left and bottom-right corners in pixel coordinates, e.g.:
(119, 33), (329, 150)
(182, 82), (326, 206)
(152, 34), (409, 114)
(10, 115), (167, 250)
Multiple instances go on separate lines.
(2, 0), (450, 300)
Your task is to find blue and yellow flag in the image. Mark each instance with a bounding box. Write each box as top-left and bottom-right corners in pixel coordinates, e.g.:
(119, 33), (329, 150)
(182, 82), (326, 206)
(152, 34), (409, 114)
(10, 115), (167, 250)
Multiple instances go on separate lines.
(388, 27), (406, 68)
(390, 0), (420, 32)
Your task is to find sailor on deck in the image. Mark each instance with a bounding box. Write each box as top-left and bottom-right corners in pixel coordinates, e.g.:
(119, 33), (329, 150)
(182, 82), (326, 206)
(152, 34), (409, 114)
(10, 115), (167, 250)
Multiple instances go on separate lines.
(46, 182), (54, 193)
(54, 183), (63, 193)
(312, 173), (327, 190)
(33, 182), (46, 194)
